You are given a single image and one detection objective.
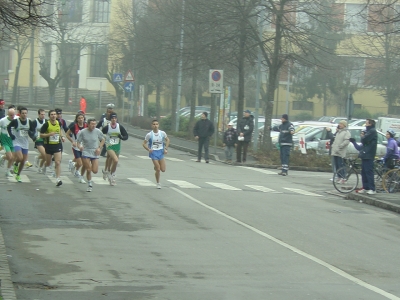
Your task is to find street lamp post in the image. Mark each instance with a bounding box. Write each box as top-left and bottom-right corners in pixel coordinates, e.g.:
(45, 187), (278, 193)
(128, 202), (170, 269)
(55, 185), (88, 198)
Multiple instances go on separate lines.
(175, 0), (185, 132)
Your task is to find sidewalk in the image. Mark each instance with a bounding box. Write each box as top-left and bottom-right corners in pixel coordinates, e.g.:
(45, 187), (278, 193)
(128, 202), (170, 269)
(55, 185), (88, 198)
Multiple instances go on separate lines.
(125, 124), (400, 215)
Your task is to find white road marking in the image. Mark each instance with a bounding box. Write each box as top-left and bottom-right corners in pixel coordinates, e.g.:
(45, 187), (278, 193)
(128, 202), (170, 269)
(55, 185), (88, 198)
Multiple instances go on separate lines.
(8, 174), (30, 183)
(136, 155), (151, 160)
(128, 178), (156, 186)
(238, 166), (276, 175)
(47, 176), (74, 184)
(90, 177), (110, 185)
(119, 155), (128, 158)
(168, 180), (200, 188)
(206, 182), (242, 191)
(171, 187), (400, 300)
(165, 157), (184, 162)
(245, 185), (282, 193)
(28, 151), (69, 156)
(284, 188), (322, 197)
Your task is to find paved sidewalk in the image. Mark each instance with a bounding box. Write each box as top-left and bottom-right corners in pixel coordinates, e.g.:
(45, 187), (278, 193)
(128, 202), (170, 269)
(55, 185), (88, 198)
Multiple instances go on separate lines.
(125, 124), (400, 215)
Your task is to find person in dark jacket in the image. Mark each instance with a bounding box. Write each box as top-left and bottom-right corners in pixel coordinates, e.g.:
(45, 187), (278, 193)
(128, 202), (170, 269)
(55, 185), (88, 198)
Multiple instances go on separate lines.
(349, 118), (378, 194)
(236, 110), (254, 163)
(0, 99), (5, 119)
(193, 112), (214, 163)
(223, 121), (238, 163)
(272, 114), (295, 176)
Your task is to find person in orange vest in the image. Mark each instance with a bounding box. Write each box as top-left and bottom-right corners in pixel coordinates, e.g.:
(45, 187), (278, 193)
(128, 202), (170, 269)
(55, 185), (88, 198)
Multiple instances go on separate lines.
(80, 96), (87, 114)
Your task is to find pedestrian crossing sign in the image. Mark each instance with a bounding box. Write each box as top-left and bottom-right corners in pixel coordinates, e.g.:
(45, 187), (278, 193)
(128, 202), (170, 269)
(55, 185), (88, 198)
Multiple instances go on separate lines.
(113, 73), (123, 82)
(124, 70), (135, 82)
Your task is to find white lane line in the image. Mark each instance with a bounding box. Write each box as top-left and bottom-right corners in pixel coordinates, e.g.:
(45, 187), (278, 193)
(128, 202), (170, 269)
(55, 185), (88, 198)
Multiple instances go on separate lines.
(245, 185), (282, 193)
(206, 182), (242, 191)
(90, 177), (110, 185)
(47, 176), (74, 184)
(168, 180), (200, 189)
(171, 187), (400, 300)
(284, 188), (322, 197)
(128, 178), (156, 186)
(166, 157), (184, 162)
(119, 155), (128, 158)
(238, 166), (276, 175)
(136, 155), (151, 160)
(7, 174), (30, 183)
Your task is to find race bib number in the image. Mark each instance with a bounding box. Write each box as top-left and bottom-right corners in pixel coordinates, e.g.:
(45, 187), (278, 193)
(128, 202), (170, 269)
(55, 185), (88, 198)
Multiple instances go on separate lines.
(20, 130), (28, 137)
(110, 137), (120, 145)
(50, 134), (59, 142)
(152, 141), (162, 150)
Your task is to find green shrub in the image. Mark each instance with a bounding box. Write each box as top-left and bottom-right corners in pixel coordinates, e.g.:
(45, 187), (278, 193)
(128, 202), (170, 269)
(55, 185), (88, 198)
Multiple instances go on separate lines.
(86, 95), (97, 112)
(147, 102), (157, 118)
(353, 108), (371, 119)
(293, 112), (313, 121)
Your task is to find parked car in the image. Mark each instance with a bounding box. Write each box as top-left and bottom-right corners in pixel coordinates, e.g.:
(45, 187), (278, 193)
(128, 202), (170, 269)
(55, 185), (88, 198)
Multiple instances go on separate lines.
(348, 119), (365, 127)
(316, 126), (387, 157)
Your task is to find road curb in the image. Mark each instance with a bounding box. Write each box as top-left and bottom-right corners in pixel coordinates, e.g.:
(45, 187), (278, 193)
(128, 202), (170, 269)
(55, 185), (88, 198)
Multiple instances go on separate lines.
(346, 193), (400, 214)
(0, 227), (17, 300)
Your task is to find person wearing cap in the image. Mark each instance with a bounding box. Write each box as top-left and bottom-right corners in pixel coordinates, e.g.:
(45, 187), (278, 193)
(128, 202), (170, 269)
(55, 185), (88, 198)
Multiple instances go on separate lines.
(101, 113), (128, 186)
(0, 99), (5, 119)
(193, 111), (214, 163)
(236, 110), (254, 164)
(349, 119), (378, 194)
(383, 129), (399, 170)
(331, 120), (351, 183)
(272, 114), (295, 176)
(97, 103), (115, 157)
(223, 121), (238, 163)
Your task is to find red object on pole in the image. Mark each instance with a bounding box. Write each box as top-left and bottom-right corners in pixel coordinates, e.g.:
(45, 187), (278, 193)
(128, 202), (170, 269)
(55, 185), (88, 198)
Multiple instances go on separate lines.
(80, 96), (87, 113)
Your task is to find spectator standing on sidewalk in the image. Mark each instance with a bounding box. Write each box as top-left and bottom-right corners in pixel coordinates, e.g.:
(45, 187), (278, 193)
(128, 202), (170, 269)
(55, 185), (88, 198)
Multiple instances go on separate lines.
(0, 99), (5, 119)
(349, 119), (378, 195)
(383, 129), (399, 170)
(223, 121), (237, 163)
(272, 114), (294, 176)
(326, 125), (338, 180)
(193, 112), (214, 163)
(236, 109), (254, 164)
(331, 120), (351, 183)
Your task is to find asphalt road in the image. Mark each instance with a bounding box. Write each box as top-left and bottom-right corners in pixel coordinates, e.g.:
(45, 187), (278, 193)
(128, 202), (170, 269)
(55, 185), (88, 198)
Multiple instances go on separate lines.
(0, 113), (399, 300)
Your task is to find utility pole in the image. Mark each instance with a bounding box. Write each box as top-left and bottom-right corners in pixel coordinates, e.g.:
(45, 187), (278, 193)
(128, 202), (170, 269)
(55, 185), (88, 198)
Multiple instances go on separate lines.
(175, 0), (185, 132)
(28, 29), (34, 104)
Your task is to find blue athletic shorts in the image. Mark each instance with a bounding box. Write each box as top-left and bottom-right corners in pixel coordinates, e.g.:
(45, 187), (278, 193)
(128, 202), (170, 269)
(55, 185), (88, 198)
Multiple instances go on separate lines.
(149, 149), (164, 161)
(72, 148), (83, 159)
(14, 146), (29, 155)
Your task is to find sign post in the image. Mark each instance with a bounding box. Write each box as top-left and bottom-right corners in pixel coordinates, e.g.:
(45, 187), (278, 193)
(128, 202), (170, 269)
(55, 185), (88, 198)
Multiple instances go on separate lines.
(124, 70), (135, 121)
(209, 70), (224, 153)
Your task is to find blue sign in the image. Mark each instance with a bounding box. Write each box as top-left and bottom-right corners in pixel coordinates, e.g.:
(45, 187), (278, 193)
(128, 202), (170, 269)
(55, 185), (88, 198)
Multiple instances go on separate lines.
(124, 82), (134, 92)
(113, 73), (123, 82)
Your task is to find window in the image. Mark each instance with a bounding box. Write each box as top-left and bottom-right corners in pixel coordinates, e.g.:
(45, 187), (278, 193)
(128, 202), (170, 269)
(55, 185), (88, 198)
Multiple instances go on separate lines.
(59, 0), (83, 23)
(345, 4), (368, 32)
(292, 101), (313, 111)
(93, 0), (110, 23)
(90, 44), (108, 77)
(0, 48), (10, 75)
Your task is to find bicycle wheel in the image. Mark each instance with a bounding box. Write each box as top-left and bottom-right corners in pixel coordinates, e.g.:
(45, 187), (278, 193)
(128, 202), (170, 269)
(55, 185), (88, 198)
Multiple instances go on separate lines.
(382, 169), (400, 193)
(333, 166), (359, 193)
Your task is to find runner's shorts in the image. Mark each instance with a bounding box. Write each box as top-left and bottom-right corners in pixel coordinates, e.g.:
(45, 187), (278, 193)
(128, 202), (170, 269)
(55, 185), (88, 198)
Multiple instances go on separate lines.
(149, 149), (164, 161)
(45, 144), (62, 155)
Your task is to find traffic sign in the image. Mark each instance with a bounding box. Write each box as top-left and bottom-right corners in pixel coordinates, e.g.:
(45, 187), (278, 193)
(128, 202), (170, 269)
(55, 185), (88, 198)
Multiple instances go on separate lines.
(124, 82), (134, 92)
(124, 70), (135, 82)
(113, 73), (123, 82)
(209, 69), (223, 93)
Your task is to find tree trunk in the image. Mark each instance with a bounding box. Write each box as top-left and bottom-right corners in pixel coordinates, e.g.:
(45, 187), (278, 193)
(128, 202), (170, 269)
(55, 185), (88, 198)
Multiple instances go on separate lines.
(12, 63), (20, 103)
(156, 81), (161, 120)
(237, 19), (247, 116)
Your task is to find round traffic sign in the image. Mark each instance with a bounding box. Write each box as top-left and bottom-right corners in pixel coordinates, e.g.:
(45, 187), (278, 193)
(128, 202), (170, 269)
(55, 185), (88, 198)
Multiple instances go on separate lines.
(211, 71), (221, 82)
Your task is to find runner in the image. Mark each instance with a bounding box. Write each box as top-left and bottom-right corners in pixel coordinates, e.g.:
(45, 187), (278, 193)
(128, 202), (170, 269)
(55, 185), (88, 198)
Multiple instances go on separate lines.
(76, 118), (105, 192)
(14, 106), (33, 169)
(40, 109), (65, 187)
(31, 109), (47, 173)
(101, 113), (128, 186)
(0, 108), (16, 177)
(6, 107), (35, 182)
(142, 119), (170, 189)
(97, 103), (114, 158)
(65, 112), (87, 183)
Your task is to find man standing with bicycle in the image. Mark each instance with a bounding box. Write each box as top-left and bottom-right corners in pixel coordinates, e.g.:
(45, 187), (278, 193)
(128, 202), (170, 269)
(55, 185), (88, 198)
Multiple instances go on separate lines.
(331, 120), (350, 183)
(349, 119), (378, 195)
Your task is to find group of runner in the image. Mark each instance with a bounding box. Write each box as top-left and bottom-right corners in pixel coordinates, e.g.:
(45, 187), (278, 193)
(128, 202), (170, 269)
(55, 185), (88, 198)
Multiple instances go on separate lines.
(0, 101), (170, 191)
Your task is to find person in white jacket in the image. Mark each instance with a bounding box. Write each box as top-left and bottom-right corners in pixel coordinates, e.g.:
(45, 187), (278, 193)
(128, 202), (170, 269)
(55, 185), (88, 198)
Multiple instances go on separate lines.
(331, 120), (351, 183)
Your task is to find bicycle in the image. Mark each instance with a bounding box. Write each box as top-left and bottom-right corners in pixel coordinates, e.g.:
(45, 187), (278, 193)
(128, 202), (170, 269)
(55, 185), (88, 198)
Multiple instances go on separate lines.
(332, 158), (385, 194)
(382, 159), (400, 193)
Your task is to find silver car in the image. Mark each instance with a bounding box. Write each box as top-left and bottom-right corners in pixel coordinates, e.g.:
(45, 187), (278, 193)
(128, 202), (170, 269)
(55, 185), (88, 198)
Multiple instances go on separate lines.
(316, 126), (387, 157)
